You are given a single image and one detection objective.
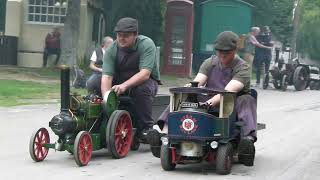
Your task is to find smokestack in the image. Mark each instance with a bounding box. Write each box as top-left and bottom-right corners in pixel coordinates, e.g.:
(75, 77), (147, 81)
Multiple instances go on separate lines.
(60, 66), (70, 112)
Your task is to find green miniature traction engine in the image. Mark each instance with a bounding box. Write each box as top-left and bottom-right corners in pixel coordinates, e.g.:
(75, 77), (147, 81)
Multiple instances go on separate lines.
(29, 66), (133, 166)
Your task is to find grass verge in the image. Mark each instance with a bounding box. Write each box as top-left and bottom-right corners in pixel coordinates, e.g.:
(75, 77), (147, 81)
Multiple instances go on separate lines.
(0, 79), (88, 107)
(0, 79), (61, 107)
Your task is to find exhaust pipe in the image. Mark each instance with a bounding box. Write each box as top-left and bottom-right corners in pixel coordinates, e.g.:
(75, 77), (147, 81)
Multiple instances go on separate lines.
(60, 65), (70, 112)
(49, 65), (77, 137)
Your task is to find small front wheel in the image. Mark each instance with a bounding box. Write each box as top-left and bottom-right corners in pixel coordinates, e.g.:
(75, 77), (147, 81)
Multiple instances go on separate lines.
(74, 131), (92, 166)
(130, 135), (140, 151)
(309, 81), (316, 90)
(272, 79), (281, 89)
(281, 75), (288, 91)
(315, 81), (320, 90)
(262, 74), (269, 89)
(29, 127), (50, 162)
(160, 144), (176, 171)
(216, 143), (233, 175)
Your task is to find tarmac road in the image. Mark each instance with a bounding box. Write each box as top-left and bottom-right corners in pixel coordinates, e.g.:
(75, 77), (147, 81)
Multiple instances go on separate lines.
(0, 87), (320, 180)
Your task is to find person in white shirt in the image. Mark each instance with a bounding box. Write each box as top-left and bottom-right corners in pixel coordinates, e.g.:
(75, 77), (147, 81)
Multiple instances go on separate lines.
(86, 36), (113, 95)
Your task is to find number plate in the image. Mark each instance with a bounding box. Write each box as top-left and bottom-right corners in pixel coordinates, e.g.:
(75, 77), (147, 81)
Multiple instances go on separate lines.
(181, 102), (198, 108)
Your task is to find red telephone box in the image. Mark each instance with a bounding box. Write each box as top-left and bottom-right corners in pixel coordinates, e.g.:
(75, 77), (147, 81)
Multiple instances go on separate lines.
(162, 0), (194, 77)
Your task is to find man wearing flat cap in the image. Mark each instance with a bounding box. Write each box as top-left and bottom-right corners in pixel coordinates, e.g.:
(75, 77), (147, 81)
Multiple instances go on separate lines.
(148, 31), (257, 166)
(101, 17), (161, 141)
(243, 27), (272, 77)
(254, 26), (274, 87)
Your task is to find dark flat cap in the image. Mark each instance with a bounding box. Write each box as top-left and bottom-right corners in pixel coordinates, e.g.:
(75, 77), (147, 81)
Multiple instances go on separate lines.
(214, 31), (239, 51)
(114, 17), (138, 32)
(262, 26), (271, 33)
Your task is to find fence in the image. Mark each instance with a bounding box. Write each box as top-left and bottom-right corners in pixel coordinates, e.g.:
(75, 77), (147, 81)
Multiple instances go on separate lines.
(0, 33), (18, 65)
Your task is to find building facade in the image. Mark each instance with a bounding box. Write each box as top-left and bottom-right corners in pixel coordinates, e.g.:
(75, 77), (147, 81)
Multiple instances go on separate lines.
(3, 0), (106, 67)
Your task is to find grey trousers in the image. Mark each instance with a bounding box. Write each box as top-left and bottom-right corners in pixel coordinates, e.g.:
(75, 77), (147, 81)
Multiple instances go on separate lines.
(86, 73), (102, 95)
(129, 79), (158, 131)
(235, 95), (257, 137)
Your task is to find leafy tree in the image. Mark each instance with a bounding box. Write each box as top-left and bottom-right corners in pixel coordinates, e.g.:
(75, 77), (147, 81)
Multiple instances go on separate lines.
(243, 0), (294, 46)
(61, 0), (164, 66)
(104, 0), (164, 46)
(297, 0), (320, 60)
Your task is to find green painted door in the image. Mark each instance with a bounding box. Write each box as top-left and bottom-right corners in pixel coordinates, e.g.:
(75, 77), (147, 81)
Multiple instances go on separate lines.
(199, 0), (252, 54)
(0, 0), (6, 32)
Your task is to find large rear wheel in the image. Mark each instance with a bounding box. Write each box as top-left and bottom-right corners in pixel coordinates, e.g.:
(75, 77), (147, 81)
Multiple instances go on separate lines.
(293, 66), (309, 91)
(106, 110), (133, 159)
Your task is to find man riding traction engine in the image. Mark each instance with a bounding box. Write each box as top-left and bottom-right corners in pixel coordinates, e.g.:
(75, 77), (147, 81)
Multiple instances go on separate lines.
(101, 17), (161, 145)
(156, 84), (262, 174)
(148, 31), (260, 171)
(29, 17), (167, 166)
(29, 66), (134, 166)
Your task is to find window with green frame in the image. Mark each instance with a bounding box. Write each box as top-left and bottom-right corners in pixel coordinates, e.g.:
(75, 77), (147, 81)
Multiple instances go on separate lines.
(28, 0), (67, 24)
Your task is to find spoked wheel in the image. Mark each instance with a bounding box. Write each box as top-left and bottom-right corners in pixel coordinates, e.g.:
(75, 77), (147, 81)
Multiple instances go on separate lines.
(293, 66), (309, 91)
(160, 144), (176, 171)
(29, 128), (50, 162)
(74, 131), (93, 166)
(281, 75), (288, 91)
(262, 74), (269, 89)
(216, 143), (233, 175)
(106, 110), (133, 159)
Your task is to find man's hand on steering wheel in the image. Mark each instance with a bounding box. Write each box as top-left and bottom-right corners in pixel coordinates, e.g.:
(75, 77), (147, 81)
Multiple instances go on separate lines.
(112, 83), (128, 96)
(205, 95), (220, 107)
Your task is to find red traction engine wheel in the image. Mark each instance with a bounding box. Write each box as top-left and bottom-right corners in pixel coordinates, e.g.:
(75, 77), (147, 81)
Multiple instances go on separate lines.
(74, 131), (93, 166)
(29, 127), (50, 162)
(106, 110), (133, 159)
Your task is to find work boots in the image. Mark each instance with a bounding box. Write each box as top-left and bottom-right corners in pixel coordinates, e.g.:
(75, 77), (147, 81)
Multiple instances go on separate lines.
(238, 136), (256, 166)
(147, 129), (164, 158)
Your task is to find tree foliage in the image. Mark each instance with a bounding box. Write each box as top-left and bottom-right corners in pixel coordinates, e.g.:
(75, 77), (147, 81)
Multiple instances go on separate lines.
(243, 0), (294, 46)
(104, 0), (164, 46)
(297, 0), (320, 60)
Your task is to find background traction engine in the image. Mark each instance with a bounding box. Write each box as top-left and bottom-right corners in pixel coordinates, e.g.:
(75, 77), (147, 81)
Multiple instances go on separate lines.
(269, 58), (310, 91)
(29, 66), (133, 166)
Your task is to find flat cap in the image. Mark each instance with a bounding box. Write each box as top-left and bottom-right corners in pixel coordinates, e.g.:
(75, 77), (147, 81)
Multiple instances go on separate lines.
(214, 31), (239, 51)
(114, 17), (138, 32)
(262, 26), (271, 33)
